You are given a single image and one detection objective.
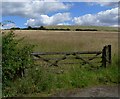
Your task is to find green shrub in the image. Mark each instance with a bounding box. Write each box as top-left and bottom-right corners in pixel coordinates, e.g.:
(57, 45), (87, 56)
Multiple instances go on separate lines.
(39, 26), (46, 30)
(28, 66), (54, 92)
(2, 30), (34, 87)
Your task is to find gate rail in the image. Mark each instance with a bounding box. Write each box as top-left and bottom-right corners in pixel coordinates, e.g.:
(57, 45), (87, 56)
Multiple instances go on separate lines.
(31, 45), (111, 67)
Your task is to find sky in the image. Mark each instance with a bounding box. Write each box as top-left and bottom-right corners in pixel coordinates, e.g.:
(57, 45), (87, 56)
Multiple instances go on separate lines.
(1, 0), (119, 29)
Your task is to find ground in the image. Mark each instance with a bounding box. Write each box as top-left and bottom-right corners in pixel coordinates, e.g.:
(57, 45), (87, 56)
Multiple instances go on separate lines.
(52, 84), (119, 97)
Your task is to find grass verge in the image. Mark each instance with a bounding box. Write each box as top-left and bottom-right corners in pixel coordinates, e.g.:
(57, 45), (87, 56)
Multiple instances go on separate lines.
(3, 55), (119, 97)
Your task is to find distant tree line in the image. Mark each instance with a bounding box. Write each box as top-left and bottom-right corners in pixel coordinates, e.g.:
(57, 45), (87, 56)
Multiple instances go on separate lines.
(9, 26), (71, 31)
(8, 26), (98, 31)
(75, 29), (98, 31)
(10, 26), (46, 30)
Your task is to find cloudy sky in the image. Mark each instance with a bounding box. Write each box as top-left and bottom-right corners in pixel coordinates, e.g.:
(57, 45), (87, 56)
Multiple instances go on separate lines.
(1, 0), (119, 29)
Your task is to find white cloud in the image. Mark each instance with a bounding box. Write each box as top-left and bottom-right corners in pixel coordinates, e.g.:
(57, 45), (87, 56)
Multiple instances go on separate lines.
(2, 2), (71, 18)
(57, 23), (71, 25)
(90, 2), (118, 7)
(87, 1), (118, 7)
(25, 13), (71, 27)
(2, 23), (16, 29)
(2, 1), (119, 27)
(73, 14), (97, 26)
(73, 7), (118, 27)
(98, 2), (118, 6)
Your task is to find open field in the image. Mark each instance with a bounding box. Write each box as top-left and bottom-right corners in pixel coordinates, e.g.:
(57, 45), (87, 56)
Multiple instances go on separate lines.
(15, 30), (118, 74)
(3, 30), (119, 97)
(15, 30), (118, 55)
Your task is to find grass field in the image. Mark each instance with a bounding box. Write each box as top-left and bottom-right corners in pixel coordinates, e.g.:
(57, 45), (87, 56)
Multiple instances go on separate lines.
(3, 29), (119, 97)
(15, 30), (118, 55)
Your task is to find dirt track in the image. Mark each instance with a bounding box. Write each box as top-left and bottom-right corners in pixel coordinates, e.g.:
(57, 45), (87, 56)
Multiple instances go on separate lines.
(52, 84), (119, 97)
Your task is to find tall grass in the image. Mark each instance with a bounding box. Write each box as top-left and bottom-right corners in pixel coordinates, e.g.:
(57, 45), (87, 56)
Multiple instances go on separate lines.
(3, 55), (119, 97)
(15, 30), (118, 55)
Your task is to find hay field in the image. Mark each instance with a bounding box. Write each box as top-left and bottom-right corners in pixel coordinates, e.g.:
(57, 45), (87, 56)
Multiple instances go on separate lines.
(15, 30), (118, 56)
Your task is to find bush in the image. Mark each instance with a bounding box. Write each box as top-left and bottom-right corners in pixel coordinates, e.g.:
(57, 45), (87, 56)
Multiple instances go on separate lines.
(27, 26), (32, 30)
(2, 30), (34, 87)
(39, 26), (46, 30)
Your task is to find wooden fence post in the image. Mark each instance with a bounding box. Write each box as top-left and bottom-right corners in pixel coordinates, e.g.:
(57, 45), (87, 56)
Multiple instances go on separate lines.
(108, 45), (111, 64)
(102, 45), (107, 67)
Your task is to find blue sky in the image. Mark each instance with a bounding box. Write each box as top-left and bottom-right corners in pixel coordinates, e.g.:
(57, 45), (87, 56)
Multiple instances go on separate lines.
(2, 2), (118, 28)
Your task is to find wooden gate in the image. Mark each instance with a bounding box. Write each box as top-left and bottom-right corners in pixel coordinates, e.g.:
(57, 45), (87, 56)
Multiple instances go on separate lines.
(31, 45), (111, 68)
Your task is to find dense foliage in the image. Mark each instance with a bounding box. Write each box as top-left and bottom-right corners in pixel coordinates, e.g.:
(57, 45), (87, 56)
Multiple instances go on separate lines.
(2, 30), (34, 87)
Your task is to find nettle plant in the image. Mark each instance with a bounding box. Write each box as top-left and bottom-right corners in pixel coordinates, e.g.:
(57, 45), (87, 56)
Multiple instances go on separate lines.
(2, 30), (34, 86)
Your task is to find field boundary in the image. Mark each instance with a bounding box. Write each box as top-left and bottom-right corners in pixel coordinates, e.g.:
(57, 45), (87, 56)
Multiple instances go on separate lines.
(31, 45), (111, 67)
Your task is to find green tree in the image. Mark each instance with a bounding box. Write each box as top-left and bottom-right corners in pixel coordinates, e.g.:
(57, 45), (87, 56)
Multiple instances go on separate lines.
(39, 26), (46, 30)
(27, 26), (32, 30)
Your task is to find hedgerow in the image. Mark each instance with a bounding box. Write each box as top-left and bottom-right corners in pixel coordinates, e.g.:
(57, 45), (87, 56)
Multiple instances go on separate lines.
(2, 30), (34, 88)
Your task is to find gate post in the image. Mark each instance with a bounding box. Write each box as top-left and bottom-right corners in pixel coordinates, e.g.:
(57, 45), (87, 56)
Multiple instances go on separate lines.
(108, 45), (111, 64)
(102, 45), (107, 67)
